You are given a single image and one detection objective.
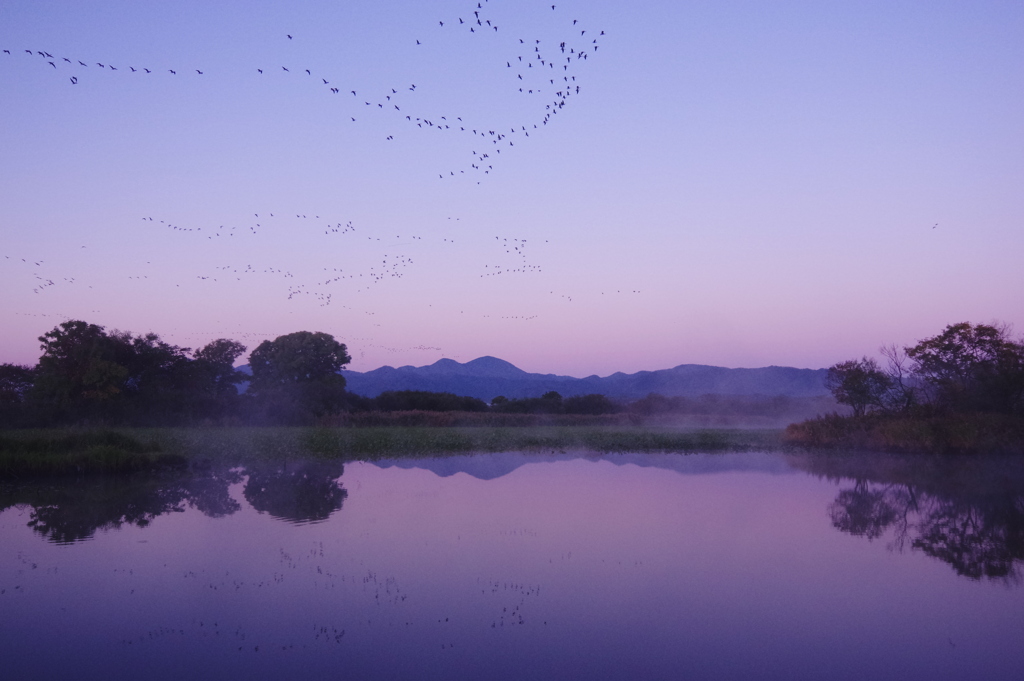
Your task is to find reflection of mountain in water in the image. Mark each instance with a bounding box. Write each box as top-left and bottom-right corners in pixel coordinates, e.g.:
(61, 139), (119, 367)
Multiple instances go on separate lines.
(371, 450), (796, 481)
(790, 453), (1024, 583)
(244, 460), (347, 524)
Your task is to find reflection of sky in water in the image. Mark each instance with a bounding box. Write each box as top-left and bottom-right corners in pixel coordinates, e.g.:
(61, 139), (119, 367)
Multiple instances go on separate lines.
(2, 452), (1024, 680)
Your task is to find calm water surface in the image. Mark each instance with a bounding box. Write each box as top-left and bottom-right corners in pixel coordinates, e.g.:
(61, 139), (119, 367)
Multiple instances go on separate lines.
(2, 450), (1023, 680)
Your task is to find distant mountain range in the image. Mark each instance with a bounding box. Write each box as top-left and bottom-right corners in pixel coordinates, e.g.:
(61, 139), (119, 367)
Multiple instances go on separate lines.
(338, 356), (829, 401)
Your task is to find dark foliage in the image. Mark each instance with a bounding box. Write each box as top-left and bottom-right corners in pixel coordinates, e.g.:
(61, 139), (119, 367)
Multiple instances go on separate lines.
(801, 323), (1024, 452)
(248, 331), (351, 424)
(7, 320), (837, 430)
(823, 322), (1024, 419)
(825, 357), (891, 417)
(0, 430), (181, 477)
(22, 320), (251, 426)
(490, 391), (566, 414)
(906, 322), (1024, 415)
(6, 321), (364, 427)
(0, 363), (35, 427)
(563, 393), (618, 415)
(370, 390), (488, 412)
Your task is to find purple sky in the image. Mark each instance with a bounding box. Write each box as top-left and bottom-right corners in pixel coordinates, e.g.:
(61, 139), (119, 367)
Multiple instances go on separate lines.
(2, 0), (1022, 376)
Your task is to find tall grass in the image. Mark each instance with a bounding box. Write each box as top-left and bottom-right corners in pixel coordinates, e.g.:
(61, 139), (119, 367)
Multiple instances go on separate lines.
(0, 425), (784, 477)
(0, 430), (181, 477)
(784, 413), (1024, 454)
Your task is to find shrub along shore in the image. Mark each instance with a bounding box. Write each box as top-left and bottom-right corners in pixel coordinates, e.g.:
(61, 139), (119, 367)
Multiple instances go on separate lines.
(783, 322), (1024, 455)
(784, 412), (1024, 455)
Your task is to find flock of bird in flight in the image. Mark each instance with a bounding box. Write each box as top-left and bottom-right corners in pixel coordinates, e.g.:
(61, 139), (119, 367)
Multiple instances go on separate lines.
(137, 210), (544, 307)
(2, 0), (603, 181)
(2, 1), (650, 359)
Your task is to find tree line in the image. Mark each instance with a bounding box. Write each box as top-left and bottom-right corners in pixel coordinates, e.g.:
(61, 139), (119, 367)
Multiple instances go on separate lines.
(1, 319), (834, 428)
(824, 322), (1024, 418)
(0, 320), (353, 427)
(0, 320), (631, 427)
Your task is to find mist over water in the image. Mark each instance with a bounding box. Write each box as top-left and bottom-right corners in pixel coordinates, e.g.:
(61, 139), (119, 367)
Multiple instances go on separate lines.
(2, 451), (1023, 680)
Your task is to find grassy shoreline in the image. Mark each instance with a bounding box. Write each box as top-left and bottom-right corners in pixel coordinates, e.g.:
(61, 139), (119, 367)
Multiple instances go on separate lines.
(0, 425), (785, 478)
(0, 430), (183, 477)
(783, 413), (1024, 454)
(8, 412), (1024, 479)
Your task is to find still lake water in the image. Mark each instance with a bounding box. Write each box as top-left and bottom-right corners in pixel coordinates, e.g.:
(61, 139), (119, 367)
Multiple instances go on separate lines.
(2, 450), (1023, 680)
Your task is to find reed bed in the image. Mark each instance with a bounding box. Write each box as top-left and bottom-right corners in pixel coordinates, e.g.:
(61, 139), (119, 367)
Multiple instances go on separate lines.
(0, 430), (181, 477)
(784, 413), (1024, 454)
(0, 425), (784, 477)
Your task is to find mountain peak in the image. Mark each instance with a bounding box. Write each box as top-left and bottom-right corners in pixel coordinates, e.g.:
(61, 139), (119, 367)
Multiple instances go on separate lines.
(463, 356), (528, 376)
(417, 356), (527, 378)
(342, 356), (829, 400)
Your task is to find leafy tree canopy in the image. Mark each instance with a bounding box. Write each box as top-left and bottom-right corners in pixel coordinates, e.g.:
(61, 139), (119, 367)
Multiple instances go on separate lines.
(249, 331), (351, 392)
(906, 322), (1024, 414)
(34, 320), (128, 404)
(0, 364), (35, 407)
(248, 331), (351, 421)
(195, 338), (247, 369)
(373, 390), (487, 413)
(825, 357), (891, 417)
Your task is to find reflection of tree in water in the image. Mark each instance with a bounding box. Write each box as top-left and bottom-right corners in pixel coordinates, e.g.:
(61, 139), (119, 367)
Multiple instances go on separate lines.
(792, 453), (1024, 583)
(830, 482), (912, 541)
(0, 467), (242, 544)
(0, 459), (349, 542)
(243, 460), (347, 524)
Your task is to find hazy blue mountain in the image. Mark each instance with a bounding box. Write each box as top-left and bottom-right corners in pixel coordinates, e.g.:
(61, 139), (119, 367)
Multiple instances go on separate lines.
(339, 356), (829, 400)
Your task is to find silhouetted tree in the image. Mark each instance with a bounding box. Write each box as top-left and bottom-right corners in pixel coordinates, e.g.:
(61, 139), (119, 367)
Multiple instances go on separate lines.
(373, 390), (487, 412)
(0, 364), (35, 425)
(248, 331), (351, 422)
(27, 320), (249, 425)
(0, 364), (34, 405)
(194, 338), (247, 393)
(491, 391), (566, 414)
(906, 322), (1024, 414)
(627, 393), (680, 415)
(111, 330), (196, 424)
(825, 357), (891, 417)
(563, 393), (617, 415)
(30, 321), (135, 423)
(190, 339), (248, 421)
(879, 344), (919, 413)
